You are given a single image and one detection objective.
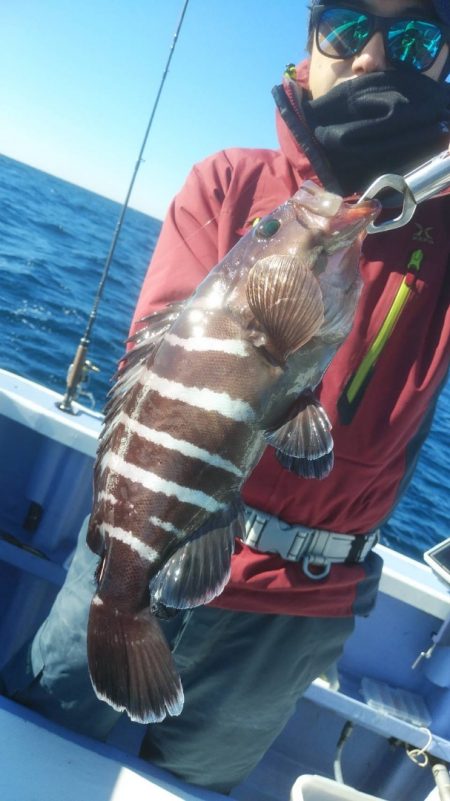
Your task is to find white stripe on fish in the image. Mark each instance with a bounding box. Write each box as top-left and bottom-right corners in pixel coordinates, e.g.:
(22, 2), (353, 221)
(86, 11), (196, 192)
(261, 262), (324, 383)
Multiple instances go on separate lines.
(148, 515), (185, 538)
(121, 414), (244, 478)
(165, 332), (249, 357)
(140, 369), (255, 422)
(104, 524), (160, 563)
(102, 452), (226, 514)
(97, 491), (119, 506)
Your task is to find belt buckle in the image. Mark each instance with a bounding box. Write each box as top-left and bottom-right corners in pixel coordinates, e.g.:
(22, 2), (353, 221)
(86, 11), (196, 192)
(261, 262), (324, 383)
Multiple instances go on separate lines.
(244, 509), (270, 550)
(302, 555), (331, 580)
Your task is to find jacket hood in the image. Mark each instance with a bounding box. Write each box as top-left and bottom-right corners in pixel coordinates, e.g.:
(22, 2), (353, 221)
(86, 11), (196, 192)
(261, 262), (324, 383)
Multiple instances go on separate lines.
(275, 61), (311, 177)
(275, 61), (318, 184)
(274, 60), (341, 193)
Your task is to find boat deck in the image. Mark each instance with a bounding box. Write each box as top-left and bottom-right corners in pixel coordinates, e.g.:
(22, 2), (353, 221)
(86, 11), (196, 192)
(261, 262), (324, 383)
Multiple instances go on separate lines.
(0, 695), (223, 801)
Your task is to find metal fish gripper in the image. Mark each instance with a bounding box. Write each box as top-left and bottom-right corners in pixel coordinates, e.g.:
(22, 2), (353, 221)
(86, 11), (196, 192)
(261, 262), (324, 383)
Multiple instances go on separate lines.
(359, 148), (450, 234)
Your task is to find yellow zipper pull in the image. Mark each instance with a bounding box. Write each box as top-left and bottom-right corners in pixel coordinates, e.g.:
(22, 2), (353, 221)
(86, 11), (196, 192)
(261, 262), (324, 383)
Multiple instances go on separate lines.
(337, 249), (424, 424)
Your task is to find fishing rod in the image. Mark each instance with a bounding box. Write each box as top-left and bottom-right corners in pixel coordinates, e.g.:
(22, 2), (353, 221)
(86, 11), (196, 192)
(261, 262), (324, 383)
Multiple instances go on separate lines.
(58, 0), (190, 413)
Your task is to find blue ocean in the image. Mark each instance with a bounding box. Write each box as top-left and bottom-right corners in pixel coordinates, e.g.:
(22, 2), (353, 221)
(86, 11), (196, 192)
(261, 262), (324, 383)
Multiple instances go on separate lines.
(0, 154), (448, 562)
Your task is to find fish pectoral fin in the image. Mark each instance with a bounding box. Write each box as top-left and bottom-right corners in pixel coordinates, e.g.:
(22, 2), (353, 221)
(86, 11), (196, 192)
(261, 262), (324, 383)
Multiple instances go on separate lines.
(246, 254), (324, 361)
(265, 394), (334, 480)
(87, 597), (183, 724)
(275, 449), (334, 480)
(150, 505), (244, 610)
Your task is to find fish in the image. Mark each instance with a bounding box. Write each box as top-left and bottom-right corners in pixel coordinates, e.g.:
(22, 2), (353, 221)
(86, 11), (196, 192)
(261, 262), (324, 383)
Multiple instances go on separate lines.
(86, 181), (380, 724)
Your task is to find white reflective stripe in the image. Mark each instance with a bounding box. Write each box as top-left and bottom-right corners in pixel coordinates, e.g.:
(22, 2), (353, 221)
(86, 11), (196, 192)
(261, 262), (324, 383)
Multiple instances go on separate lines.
(104, 524), (159, 563)
(165, 332), (248, 357)
(103, 452), (225, 514)
(122, 414), (243, 478)
(148, 515), (184, 538)
(141, 369), (255, 422)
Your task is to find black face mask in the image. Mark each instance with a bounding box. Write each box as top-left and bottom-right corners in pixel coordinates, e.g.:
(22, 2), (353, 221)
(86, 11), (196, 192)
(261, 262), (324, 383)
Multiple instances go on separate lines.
(278, 71), (450, 196)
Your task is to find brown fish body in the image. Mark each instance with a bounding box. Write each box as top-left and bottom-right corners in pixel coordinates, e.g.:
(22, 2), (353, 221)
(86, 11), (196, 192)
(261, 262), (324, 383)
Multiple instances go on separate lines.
(86, 182), (380, 722)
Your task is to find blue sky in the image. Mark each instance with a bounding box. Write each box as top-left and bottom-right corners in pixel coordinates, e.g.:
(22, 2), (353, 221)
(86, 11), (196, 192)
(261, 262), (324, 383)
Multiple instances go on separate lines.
(1, 1), (310, 220)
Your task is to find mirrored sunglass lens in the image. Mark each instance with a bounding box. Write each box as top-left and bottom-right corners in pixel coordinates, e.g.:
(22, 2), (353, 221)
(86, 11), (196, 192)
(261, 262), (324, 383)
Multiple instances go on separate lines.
(318, 8), (371, 57)
(387, 20), (443, 70)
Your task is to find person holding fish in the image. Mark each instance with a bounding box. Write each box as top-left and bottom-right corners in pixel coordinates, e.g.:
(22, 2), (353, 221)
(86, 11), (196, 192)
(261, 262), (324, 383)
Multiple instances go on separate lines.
(3, 0), (450, 794)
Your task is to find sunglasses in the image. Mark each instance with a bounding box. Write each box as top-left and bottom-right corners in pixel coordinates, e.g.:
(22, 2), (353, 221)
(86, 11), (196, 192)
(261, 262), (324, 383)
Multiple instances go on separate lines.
(311, 4), (450, 73)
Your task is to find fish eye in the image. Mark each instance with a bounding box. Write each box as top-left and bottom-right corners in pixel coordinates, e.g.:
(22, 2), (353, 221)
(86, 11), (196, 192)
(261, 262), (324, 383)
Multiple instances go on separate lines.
(254, 217), (281, 239)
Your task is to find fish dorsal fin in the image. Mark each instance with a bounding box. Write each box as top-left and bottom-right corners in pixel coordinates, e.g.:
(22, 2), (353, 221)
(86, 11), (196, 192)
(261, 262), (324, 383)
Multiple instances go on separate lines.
(246, 255), (324, 361)
(121, 301), (186, 373)
(265, 394), (334, 479)
(150, 504), (244, 612)
(96, 301), (186, 468)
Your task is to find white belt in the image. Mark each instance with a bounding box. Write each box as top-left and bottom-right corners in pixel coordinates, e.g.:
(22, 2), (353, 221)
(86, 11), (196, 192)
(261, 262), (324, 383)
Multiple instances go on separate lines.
(241, 505), (380, 579)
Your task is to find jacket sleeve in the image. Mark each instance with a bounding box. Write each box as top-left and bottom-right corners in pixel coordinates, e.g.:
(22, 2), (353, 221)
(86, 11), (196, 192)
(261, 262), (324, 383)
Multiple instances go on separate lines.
(129, 152), (234, 337)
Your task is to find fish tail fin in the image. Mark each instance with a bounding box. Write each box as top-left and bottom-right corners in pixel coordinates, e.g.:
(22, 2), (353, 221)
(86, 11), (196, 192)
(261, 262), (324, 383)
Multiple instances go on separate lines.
(87, 596), (184, 723)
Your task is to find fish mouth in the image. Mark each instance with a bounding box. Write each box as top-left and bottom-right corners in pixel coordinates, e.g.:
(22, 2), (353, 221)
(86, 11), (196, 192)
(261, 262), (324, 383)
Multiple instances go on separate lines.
(328, 198), (381, 246)
(318, 200), (381, 294)
(291, 182), (381, 248)
(312, 200), (381, 260)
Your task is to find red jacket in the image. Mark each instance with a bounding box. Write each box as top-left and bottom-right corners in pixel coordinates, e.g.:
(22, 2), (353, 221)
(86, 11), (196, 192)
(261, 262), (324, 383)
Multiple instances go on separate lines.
(130, 71), (450, 618)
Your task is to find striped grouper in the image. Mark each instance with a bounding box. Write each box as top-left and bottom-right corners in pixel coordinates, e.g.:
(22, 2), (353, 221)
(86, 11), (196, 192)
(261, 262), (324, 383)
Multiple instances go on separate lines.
(86, 181), (380, 723)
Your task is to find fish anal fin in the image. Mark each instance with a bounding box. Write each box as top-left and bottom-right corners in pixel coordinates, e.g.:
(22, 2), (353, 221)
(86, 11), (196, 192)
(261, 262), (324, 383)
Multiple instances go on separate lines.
(265, 394), (334, 479)
(87, 598), (183, 723)
(150, 506), (244, 610)
(246, 254), (324, 361)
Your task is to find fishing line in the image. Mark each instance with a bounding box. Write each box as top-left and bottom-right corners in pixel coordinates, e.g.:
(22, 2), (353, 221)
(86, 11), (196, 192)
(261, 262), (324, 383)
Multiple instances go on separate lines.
(58, 0), (190, 412)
